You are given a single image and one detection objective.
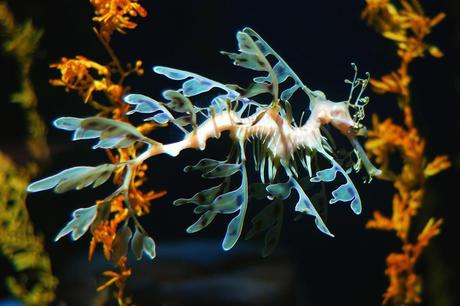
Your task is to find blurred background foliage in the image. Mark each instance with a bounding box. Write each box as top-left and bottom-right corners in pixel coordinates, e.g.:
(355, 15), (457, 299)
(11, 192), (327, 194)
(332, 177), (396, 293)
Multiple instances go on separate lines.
(1, 2), (56, 305)
(0, 0), (459, 305)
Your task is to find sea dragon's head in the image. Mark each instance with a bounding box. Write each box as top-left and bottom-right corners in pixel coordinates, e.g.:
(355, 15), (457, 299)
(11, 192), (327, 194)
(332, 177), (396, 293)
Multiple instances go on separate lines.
(308, 92), (363, 137)
(306, 66), (381, 181)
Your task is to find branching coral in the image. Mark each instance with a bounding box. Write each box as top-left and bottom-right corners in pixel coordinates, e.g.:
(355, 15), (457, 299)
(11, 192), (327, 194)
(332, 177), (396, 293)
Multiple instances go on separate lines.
(362, 0), (450, 304)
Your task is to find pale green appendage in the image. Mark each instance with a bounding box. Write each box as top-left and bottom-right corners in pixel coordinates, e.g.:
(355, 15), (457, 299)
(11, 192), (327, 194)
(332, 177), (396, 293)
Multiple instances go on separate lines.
(27, 116), (157, 260)
(153, 66), (240, 99)
(124, 92), (194, 134)
(53, 116), (155, 149)
(266, 177), (333, 237)
(174, 160), (249, 251)
(221, 28), (328, 127)
(245, 199), (284, 257)
(54, 204), (98, 241)
(241, 28), (316, 103)
(152, 66), (242, 114)
(310, 151), (362, 215)
(162, 90), (196, 127)
(128, 226), (157, 260)
(349, 136), (382, 181)
(221, 30), (279, 100)
(27, 164), (118, 194)
(125, 93), (174, 123)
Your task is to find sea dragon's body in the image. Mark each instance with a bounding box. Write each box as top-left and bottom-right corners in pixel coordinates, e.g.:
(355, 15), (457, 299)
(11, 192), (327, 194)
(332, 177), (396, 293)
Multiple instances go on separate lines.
(153, 96), (353, 177)
(165, 106), (315, 158)
(27, 27), (381, 257)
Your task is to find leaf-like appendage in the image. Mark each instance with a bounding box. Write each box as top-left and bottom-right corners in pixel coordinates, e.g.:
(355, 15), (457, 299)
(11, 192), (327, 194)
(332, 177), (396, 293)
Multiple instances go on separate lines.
(163, 90), (194, 114)
(267, 177), (333, 237)
(112, 224), (133, 263)
(350, 137), (382, 180)
(151, 112), (171, 124)
(54, 116), (147, 149)
(280, 84), (300, 102)
(193, 181), (246, 215)
(84, 118), (143, 142)
(201, 163), (241, 179)
(129, 227), (157, 260)
(131, 227), (144, 260)
(290, 178), (333, 237)
(153, 66), (260, 116)
(221, 164), (248, 251)
(223, 51), (267, 71)
(235, 82), (272, 98)
(310, 165), (339, 183)
(186, 211), (217, 233)
(173, 184), (224, 206)
(311, 155), (362, 215)
(330, 183), (361, 214)
(221, 31), (272, 82)
(27, 166), (92, 192)
(54, 164), (116, 193)
(54, 116), (81, 130)
(125, 94), (165, 114)
(183, 158), (224, 174)
(27, 164), (116, 193)
(266, 181), (292, 200)
(142, 236), (156, 259)
(262, 223), (282, 257)
(162, 90), (197, 129)
(124, 94), (175, 125)
(181, 163), (248, 251)
(222, 209), (245, 251)
(242, 27), (315, 102)
(153, 66), (239, 99)
(246, 199), (284, 257)
(55, 204), (98, 241)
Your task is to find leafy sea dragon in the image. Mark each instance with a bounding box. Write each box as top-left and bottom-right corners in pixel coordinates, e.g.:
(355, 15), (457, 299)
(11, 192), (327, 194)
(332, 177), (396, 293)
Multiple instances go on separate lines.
(27, 27), (381, 258)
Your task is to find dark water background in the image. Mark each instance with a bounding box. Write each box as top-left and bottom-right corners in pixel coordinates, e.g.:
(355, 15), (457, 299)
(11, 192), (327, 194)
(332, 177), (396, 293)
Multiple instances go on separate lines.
(1, 1), (459, 305)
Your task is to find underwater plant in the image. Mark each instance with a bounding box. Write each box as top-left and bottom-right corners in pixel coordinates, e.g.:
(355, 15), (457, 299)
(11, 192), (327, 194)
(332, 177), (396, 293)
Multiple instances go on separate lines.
(362, 0), (450, 305)
(0, 2), (57, 305)
(27, 24), (382, 264)
(0, 153), (57, 306)
(0, 1), (48, 162)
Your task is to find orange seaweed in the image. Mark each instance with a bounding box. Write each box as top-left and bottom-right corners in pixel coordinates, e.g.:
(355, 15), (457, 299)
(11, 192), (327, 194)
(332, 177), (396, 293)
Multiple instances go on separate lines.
(362, 0), (449, 304)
